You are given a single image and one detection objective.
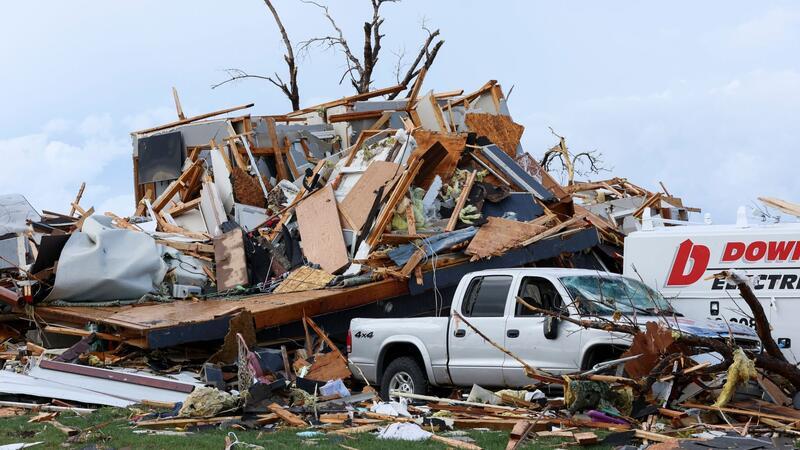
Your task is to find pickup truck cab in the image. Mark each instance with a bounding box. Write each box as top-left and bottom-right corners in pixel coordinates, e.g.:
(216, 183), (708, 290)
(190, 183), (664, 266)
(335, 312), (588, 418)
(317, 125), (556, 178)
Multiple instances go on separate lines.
(348, 268), (760, 399)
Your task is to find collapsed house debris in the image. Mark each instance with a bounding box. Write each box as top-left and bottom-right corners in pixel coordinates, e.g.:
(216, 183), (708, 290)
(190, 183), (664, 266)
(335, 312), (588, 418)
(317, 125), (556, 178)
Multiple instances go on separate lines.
(2, 79), (798, 449)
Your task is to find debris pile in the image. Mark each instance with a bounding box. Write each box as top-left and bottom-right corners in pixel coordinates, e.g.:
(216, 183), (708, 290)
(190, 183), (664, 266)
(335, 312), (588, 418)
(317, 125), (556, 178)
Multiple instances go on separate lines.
(2, 78), (798, 448)
(2, 79), (696, 349)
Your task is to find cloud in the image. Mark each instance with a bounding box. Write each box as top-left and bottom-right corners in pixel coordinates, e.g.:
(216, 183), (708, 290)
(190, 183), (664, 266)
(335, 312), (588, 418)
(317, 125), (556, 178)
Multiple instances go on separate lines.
(0, 114), (131, 215)
(729, 7), (800, 49)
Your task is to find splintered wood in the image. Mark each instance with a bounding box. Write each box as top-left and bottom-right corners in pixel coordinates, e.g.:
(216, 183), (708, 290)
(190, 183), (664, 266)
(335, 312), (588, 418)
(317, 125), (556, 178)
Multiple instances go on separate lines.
(295, 184), (350, 274)
(273, 266), (334, 294)
(466, 217), (548, 260)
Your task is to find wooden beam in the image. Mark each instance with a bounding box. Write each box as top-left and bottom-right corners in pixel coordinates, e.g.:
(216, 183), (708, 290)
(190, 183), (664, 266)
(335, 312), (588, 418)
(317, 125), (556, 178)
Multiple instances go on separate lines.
(68, 182), (86, 217)
(286, 84), (406, 117)
(134, 103), (254, 135)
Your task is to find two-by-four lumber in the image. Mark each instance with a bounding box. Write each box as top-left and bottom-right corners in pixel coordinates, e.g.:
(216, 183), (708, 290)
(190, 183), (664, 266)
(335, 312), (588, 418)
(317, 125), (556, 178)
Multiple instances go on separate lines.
(267, 403), (306, 427)
(134, 103), (254, 135)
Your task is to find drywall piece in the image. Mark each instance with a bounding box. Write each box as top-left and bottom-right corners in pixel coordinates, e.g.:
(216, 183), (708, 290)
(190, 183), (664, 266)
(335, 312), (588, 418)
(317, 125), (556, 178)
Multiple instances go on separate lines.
(210, 149), (235, 213)
(213, 228), (249, 291)
(200, 181), (227, 237)
(339, 161), (399, 232)
(172, 208), (209, 233)
(234, 203), (268, 232)
(0, 235), (28, 270)
(414, 91), (447, 132)
(295, 184), (350, 273)
(137, 131), (184, 183)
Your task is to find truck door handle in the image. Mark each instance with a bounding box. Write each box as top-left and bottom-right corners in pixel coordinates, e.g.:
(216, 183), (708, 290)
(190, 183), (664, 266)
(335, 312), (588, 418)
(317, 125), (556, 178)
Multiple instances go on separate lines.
(507, 329), (520, 338)
(454, 329), (466, 338)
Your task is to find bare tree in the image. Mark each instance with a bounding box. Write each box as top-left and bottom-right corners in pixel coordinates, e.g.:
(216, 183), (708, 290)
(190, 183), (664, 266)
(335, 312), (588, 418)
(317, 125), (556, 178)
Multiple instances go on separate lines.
(212, 0), (300, 111)
(300, 0), (443, 95)
(541, 127), (608, 185)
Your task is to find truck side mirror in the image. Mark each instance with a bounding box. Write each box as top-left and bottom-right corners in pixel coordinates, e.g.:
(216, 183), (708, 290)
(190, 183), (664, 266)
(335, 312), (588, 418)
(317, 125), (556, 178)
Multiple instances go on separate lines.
(543, 316), (559, 340)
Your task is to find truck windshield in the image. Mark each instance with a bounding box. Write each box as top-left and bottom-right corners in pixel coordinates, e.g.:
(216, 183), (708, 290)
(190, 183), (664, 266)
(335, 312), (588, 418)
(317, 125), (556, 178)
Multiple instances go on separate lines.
(559, 275), (673, 316)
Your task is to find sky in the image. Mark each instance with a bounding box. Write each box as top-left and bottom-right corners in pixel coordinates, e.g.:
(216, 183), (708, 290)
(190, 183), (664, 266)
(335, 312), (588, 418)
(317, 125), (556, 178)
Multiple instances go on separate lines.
(1, 1), (798, 223)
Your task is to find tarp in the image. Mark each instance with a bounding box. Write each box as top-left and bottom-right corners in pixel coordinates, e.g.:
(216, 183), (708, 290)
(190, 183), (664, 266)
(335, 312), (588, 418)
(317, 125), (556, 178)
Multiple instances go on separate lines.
(45, 215), (170, 302)
(0, 194), (40, 235)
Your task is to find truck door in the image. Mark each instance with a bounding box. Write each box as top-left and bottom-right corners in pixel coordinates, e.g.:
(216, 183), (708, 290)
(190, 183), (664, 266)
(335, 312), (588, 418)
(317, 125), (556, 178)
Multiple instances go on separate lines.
(503, 276), (583, 386)
(448, 274), (511, 387)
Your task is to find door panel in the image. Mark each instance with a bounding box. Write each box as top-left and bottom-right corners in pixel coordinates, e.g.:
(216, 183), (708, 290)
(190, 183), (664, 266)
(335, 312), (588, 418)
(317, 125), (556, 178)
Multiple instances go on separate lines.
(448, 275), (511, 387)
(503, 276), (583, 386)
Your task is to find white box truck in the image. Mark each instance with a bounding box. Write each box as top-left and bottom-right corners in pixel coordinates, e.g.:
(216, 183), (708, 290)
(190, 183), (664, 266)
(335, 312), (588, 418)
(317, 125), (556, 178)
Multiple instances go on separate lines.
(624, 213), (800, 363)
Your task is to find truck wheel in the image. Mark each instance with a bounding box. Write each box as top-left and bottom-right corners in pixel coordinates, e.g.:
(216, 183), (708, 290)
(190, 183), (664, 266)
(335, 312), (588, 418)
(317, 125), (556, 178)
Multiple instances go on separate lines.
(380, 357), (428, 401)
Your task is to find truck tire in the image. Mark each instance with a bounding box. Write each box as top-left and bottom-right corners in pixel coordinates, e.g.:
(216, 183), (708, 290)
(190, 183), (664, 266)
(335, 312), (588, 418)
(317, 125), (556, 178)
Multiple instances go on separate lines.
(380, 356), (428, 401)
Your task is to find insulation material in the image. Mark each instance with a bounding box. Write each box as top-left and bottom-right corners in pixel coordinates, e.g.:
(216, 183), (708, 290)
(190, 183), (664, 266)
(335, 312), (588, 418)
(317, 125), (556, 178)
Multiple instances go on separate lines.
(232, 167), (267, 208)
(44, 215), (170, 303)
(713, 348), (757, 408)
(178, 387), (237, 418)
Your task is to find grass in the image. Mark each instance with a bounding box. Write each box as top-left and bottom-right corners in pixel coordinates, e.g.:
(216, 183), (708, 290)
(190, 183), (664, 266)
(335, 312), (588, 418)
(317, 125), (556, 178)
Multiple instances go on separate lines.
(0, 407), (616, 449)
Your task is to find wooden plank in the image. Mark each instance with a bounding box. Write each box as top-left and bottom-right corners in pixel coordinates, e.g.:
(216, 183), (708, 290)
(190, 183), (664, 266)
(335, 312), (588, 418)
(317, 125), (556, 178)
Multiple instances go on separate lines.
(172, 86), (185, 120)
(305, 351), (351, 381)
(328, 110), (384, 123)
(574, 432), (598, 445)
(134, 103), (254, 135)
(505, 421), (533, 450)
(633, 429), (676, 443)
(68, 182), (86, 217)
(295, 184), (349, 273)
(151, 159), (203, 212)
(286, 84), (406, 117)
(430, 434), (481, 450)
(267, 403), (306, 427)
(445, 170), (477, 232)
(267, 117), (290, 182)
(339, 161), (399, 231)
(213, 228), (249, 291)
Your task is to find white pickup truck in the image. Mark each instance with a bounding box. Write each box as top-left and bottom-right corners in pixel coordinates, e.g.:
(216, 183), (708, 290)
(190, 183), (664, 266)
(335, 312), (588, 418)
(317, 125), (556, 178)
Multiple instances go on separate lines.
(348, 268), (760, 399)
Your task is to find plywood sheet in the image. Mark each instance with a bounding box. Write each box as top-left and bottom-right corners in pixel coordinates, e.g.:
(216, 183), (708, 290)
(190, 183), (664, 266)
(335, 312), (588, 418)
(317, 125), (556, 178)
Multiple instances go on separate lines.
(339, 161), (399, 231)
(465, 217), (547, 259)
(296, 185), (350, 273)
(274, 266), (334, 294)
(465, 113), (524, 157)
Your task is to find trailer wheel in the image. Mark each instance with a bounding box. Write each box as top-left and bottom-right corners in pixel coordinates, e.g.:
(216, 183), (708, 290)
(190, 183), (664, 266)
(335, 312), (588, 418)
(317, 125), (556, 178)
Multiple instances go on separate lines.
(380, 356), (427, 401)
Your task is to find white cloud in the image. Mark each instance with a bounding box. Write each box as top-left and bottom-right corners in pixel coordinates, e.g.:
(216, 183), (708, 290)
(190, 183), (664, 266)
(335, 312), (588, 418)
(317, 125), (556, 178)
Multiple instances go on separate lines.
(122, 107), (175, 132)
(730, 7), (800, 49)
(0, 115), (131, 215)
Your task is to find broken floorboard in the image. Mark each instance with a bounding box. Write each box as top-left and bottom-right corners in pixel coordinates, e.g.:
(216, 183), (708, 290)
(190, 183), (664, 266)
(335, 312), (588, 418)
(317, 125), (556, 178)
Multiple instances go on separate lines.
(32, 278), (407, 349)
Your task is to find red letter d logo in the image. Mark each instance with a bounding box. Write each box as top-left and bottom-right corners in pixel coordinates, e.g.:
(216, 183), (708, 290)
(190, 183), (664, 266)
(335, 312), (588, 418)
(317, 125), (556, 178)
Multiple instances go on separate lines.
(666, 239), (710, 286)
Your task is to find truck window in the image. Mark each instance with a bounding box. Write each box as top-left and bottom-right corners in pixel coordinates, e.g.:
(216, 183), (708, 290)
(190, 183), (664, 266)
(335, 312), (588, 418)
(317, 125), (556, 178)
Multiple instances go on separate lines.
(516, 277), (564, 316)
(461, 275), (512, 317)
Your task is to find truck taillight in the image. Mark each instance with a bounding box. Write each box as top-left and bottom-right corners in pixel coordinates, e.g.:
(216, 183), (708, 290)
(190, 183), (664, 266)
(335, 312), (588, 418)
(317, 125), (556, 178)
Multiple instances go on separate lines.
(346, 329), (352, 354)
